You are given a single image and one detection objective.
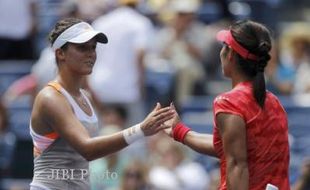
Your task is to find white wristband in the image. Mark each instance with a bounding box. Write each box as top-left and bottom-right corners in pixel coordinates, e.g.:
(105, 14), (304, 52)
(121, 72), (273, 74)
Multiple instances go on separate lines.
(123, 124), (144, 144)
(265, 184), (278, 190)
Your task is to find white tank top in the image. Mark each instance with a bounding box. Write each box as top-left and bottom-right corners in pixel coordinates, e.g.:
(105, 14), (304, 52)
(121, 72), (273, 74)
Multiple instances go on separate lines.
(30, 81), (98, 190)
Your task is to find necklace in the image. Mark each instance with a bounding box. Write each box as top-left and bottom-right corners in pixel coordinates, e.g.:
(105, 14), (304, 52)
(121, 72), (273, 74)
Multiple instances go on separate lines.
(72, 94), (88, 108)
(79, 97), (88, 107)
(80, 98), (88, 107)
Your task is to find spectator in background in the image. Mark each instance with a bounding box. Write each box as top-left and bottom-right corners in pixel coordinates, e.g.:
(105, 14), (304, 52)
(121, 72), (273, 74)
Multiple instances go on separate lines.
(75, 0), (114, 22)
(290, 28), (310, 95)
(99, 105), (128, 129)
(208, 168), (221, 190)
(90, 105), (128, 190)
(269, 23), (310, 95)
(153, 0), (207, 106)
(0, 0), (38, 60)
(148, 137), (209, 190)
(0, 101), (16, 177)
(118, 160), (149, 190)
(89, 0), (154, 127)
(293, 158), (310, 190)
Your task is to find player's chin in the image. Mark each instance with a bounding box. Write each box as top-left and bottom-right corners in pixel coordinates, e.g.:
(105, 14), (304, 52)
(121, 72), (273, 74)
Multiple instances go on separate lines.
(81, 68), (93, 75)
(86, 69), (93, 75)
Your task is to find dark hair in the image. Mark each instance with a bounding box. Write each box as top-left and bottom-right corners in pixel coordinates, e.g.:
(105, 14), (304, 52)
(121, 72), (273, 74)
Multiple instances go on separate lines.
(48, 18), (83, 47)
(231, 20), (272, 108)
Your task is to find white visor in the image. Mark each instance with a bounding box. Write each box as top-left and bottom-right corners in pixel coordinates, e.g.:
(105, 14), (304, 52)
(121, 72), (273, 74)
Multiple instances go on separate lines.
(52, 22), (108, 50)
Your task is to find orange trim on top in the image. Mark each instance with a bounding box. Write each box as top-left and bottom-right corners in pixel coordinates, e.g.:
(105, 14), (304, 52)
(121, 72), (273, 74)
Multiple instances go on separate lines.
(33, 146), (41, 157)
(47, 81), (62, 92)
(45, 132), (59, 139)
(45, 81), (61, 139)
(31, 81), (60, 158)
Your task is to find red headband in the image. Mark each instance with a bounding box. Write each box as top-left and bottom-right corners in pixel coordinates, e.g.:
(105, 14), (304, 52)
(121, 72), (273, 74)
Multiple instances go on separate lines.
(216, 30), (259, 61)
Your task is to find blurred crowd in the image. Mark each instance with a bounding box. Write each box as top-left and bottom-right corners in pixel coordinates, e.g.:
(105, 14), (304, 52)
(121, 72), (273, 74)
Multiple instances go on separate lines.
(0, 0), (310, 189)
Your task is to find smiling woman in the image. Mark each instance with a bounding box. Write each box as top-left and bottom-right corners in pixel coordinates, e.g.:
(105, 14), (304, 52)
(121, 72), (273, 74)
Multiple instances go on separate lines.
(29, 18), (174, 190)
(58, 38), (98, 75)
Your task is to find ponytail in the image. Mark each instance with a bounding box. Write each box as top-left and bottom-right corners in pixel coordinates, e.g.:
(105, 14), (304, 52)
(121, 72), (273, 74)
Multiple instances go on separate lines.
(253, 72), (266, 108)
(252, 42), (271, 108)
(230, 20), (272, 108)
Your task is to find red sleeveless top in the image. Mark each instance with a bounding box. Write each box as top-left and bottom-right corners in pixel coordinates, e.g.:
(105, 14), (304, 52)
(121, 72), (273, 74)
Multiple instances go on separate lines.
(213, 82), (290, 190)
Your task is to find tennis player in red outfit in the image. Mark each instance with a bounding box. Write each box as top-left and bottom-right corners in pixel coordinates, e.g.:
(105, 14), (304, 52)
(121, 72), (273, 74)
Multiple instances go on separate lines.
(165, 20), (290, 190)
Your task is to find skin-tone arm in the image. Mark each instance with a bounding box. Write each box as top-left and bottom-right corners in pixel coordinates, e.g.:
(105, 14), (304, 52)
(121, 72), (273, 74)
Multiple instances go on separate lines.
(184, 131), (217, 157)
(164, 104), (217, 157)
(217, 113), (249, 190)
(31, 87), (174, 161)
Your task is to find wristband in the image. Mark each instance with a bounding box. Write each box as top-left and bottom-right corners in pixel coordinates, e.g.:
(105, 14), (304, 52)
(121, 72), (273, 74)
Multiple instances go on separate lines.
(123, 124), (144, 144)
(173, 122), (191, 144)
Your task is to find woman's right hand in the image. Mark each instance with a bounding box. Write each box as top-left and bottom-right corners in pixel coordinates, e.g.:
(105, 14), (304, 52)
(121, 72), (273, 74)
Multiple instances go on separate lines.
(140, 103), (175, 136)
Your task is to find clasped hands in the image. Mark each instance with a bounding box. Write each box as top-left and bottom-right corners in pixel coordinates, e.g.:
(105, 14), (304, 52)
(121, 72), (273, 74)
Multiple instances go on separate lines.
(140, 102), (180, 137)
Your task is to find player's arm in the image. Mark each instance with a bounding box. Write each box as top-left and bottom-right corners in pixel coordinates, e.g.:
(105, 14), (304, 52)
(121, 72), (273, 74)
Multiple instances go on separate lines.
(217, 113), (249, 190)
(183, 131), (217, 157)
(164, 104), (217, 157)
(35, 88), (173, 161)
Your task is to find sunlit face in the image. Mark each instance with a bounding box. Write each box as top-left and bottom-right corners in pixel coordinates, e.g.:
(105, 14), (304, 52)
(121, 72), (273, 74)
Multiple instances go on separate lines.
(60, 38), (97, 75)
(291, 38), (309, 59)
(123, 169), (143, 189)
(175, 12), (194, 32)
(220, 43), (233, 78)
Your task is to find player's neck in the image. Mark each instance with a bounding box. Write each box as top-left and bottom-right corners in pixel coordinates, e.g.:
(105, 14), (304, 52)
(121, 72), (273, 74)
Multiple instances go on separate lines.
(55, 74), (84, 96)
(231, 75), (251, 88)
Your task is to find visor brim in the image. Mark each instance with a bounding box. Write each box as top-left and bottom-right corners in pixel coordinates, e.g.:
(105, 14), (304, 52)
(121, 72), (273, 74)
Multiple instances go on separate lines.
(216, 30), (229, 43)
(68, 30), (108, 44)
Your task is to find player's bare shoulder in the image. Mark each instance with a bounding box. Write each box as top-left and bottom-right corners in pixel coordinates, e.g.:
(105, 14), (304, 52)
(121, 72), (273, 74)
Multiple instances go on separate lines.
(32, 86), (71, 121)
(34, 86), (62, 109)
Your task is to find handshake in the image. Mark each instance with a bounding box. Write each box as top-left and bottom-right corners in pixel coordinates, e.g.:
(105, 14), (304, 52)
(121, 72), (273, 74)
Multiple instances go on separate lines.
(123, 102), (191, 145)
